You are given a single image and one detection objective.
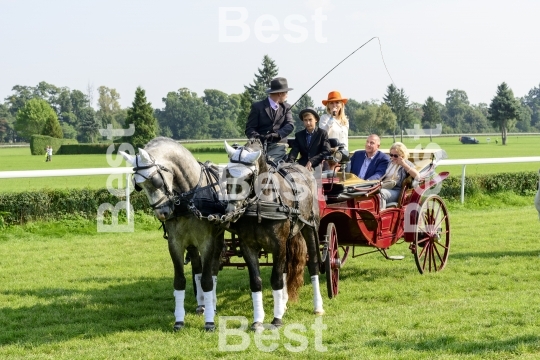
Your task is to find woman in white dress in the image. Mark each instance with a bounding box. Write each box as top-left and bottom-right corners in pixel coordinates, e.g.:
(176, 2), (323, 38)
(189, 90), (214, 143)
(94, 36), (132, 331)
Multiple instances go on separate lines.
(319, 91), (349, 170)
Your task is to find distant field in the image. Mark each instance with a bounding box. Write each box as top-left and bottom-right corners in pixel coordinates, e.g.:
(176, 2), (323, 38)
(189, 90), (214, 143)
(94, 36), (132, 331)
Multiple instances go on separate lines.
(1, 135), (539, 192)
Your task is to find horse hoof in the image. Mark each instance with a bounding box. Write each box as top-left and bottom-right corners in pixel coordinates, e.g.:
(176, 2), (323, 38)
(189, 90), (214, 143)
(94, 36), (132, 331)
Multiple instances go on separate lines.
(173, 321), (184, 331)
(271, 318), (283, 328)
(195, 305), (205, 315)
(251, 322), (264, 332)
(205, 322), (215, 332)
(314, 309), (325, 316)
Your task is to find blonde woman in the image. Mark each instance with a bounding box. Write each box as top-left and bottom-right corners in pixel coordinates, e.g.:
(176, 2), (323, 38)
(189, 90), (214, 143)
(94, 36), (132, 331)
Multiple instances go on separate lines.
(380, 142), (419, 207)
(319, 91), (349, 151)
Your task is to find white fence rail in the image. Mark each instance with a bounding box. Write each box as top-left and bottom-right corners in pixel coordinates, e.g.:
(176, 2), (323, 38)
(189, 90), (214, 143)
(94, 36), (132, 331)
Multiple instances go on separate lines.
(1, 158), (540, 205)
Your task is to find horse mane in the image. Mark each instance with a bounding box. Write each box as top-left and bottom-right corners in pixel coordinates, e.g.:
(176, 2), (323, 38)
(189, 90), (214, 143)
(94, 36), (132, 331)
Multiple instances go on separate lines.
(143, 137), (202, 193)
(245, 138), (269, 174)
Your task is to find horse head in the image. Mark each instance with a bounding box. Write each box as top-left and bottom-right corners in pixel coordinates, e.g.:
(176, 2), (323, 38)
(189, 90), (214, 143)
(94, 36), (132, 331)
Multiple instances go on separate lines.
(120, 148), (177, 221)
(224, 139), (264, 213)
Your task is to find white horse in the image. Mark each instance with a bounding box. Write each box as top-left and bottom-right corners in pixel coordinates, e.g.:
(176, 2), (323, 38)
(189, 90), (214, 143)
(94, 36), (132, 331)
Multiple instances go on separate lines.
(120, 137), (225, 331)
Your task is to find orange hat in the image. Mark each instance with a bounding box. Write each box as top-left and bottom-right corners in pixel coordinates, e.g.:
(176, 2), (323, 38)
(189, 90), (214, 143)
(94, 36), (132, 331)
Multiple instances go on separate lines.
(322, 91), (348, 106)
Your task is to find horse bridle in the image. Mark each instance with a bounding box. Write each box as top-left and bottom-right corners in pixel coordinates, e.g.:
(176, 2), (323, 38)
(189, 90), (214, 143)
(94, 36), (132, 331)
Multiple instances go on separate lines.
(133, 155), (226, 223)
(132, 156), (177, 210)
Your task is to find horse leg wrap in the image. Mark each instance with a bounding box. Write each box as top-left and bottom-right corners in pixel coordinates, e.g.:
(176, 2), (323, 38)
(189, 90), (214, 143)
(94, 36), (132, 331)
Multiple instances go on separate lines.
(252, 291), (265, 324)
(282, 273), (289, 309)
(212, 275), (218, 313)
(203, 291), (214, 323)
(173, 290), (186, 322)
(311, 275), (324, 315)
(272, 289), (285, 320)
(194, 273), (204, 306)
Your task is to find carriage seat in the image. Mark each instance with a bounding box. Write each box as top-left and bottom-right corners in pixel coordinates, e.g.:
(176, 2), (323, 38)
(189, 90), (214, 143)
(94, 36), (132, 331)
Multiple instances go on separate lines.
(322, 172), (380, 203)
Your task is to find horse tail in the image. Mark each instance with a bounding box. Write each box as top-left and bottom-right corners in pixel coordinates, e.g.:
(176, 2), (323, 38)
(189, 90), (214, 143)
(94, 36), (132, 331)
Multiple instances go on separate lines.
(286, 232), (307, 302)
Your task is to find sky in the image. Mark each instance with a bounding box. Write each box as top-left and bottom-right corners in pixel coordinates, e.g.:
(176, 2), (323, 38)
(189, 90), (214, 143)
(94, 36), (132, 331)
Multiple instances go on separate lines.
(1, 0), (539, 110)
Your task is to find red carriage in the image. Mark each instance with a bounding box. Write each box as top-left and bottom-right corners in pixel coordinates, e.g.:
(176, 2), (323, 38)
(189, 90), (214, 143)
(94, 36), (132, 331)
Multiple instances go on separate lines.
(219, 141), (451, 300)
(318, 147), (450, 298)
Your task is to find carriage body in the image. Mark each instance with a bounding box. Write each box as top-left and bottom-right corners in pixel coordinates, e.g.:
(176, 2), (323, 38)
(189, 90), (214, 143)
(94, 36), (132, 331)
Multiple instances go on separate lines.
(318, 148), (451, 298)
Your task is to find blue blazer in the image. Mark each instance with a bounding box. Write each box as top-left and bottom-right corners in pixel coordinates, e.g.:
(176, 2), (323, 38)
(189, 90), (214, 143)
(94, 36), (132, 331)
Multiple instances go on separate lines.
(350, 150), (390, 180)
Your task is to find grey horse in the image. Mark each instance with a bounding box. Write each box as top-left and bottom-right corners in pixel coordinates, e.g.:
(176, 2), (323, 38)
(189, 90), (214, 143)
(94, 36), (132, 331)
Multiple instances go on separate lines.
(224, 139), (324, 332)
(120, 137), (225, 331)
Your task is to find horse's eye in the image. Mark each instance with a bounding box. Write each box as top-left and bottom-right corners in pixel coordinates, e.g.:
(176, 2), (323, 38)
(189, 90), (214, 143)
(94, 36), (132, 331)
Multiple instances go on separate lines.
(151, 174), (164, 189)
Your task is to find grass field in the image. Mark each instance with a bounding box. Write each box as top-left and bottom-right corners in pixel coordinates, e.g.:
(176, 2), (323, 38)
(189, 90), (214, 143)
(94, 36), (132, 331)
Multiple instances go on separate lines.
(1, 205), (540, 359)
(1, 136), (539, 193)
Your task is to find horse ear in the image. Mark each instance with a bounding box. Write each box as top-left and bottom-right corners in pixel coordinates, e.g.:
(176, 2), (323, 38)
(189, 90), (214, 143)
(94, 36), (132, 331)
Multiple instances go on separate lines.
(244, 150), (261, 164)
(119, 151), (136, 166)
(139, 148), (152, 164)
(224, 141), (236, 158)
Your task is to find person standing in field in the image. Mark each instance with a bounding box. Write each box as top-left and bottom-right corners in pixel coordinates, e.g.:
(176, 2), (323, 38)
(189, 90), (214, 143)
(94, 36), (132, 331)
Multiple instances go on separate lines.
(47, 145), (53, 162)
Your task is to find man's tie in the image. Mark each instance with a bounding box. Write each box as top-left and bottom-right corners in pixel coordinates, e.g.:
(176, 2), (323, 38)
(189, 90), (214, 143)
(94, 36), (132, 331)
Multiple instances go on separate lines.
(306, 132), (312, 146)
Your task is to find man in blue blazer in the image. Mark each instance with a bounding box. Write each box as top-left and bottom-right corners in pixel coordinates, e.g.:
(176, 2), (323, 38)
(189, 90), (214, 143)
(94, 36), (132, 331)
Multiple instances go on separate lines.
(350, 134), (389, 180)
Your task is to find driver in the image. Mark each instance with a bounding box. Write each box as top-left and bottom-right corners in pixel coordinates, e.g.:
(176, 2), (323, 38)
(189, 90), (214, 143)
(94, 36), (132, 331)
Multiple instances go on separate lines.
(245, 77), (294, 162)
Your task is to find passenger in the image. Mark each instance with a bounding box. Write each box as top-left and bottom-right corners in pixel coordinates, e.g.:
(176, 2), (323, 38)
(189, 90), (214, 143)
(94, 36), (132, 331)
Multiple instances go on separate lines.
(319, 91), (349, 171)
(245, 77), (294, 162)
(287, 107), (331, 171)
(350, 134), (389, 180)
(319, 91), (349, 151)
(380, 142), (420, 207)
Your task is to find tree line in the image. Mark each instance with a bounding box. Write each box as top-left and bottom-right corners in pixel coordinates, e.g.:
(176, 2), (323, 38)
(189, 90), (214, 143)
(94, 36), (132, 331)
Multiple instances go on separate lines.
(1, 55), (539, 146)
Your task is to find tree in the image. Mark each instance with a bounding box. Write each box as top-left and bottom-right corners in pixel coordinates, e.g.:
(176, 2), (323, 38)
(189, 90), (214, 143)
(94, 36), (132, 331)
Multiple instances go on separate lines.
(236, 90), (253, 133)
(96, 86), (122, 128)
(41, 111), (63, 138)
(523, 83), (540, 130)
(203, 89), (241, 138)
(4, 85), (35, 115)
(344, 98), (362, 134)
(421, 96), (442, 141)
(354, 102), (396, 136)
(125, 87), (157, 148)
(515, 98), (532, 132)
(443, 89), (470, 133)
(157, 88), (210, 140)
(383, 84), (411, 142)
(354, 101), (378, 135)
(291, 93), (315, 131)
(14, 98), (57, 140)
(488, 82), (521, 145)
(0, 104), (15, 143)
(78, 108), (99, 143)
(245, 55), (279, 102)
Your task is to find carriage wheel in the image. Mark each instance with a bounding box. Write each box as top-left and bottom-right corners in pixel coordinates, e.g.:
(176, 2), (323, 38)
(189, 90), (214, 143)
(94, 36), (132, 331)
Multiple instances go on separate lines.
(325, 223), (341, 298)
(413, 195), (450, 274)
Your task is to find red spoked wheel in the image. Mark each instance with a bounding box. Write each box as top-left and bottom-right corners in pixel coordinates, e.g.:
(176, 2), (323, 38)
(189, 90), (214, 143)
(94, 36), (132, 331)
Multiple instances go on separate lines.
(413, 195), (450, 274)
(325, 223), (341, 298)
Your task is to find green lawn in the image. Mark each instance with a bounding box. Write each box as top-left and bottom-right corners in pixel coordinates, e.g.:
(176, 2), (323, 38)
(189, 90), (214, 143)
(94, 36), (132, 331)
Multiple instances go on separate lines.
(1, 136), (539, 192)
(1, 205), (539, 359)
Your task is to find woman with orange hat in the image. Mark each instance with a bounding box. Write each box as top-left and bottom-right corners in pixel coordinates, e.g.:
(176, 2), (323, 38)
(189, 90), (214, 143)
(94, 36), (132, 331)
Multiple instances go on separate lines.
(319, 91), (349, 151)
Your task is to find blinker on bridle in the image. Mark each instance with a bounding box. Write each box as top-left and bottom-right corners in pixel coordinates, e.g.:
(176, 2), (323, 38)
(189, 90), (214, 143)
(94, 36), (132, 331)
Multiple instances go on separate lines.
(132, 154), (175, 209)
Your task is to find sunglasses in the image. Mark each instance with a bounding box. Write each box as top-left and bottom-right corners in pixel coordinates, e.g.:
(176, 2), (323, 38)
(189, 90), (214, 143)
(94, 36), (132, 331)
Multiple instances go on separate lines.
(389, 153), (400, 158)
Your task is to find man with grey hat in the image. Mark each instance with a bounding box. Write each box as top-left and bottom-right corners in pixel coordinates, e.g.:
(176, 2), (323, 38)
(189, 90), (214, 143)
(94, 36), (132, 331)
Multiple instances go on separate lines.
(245, 77), (295, 162)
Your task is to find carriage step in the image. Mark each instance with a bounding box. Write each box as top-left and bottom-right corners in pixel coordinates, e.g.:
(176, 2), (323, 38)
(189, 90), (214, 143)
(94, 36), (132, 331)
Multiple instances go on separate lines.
(387, 255), (405, 260)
